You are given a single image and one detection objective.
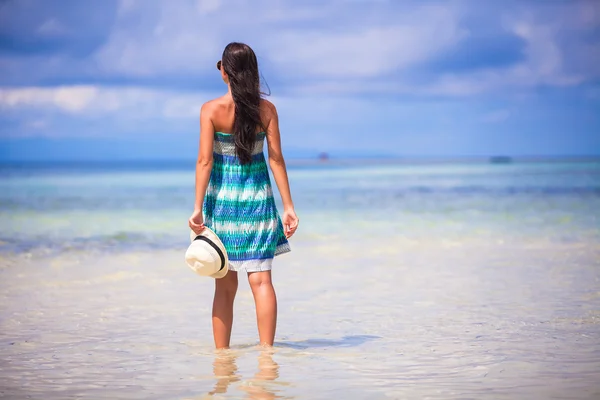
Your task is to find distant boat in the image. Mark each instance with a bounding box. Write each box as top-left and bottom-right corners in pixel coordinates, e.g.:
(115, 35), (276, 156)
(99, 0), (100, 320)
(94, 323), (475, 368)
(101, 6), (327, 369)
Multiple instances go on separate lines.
(489, 156), (513, 164)
(318, 152), (329, 162)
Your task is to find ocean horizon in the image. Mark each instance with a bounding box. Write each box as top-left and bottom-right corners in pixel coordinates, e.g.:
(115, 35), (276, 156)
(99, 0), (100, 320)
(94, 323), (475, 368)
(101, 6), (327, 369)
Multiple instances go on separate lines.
(2, 154), (599, 164)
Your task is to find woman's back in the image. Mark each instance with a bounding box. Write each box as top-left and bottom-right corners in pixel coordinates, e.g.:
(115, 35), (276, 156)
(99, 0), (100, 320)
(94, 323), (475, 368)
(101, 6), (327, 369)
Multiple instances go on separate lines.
(207, 96), (273, 135)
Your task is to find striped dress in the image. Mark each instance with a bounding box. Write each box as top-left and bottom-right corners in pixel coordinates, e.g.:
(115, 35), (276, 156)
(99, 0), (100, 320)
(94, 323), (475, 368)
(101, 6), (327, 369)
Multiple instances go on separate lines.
(203, 131), (291, 272)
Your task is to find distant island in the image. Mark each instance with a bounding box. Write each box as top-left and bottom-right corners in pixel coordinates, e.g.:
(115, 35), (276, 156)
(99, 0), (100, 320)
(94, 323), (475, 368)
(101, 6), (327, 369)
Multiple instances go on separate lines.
(318, 152), (329, 162)
(489, 156), (513, 164)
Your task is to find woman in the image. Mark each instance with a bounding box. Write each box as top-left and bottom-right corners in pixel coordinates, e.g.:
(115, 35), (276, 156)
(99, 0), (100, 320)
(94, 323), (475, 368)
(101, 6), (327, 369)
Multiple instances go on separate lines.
(188, 42), (299, 349)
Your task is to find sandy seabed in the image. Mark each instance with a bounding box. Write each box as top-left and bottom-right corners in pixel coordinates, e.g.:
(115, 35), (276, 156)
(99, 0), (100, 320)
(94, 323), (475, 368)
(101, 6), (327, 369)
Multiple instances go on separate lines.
(1, 233), (600, 399)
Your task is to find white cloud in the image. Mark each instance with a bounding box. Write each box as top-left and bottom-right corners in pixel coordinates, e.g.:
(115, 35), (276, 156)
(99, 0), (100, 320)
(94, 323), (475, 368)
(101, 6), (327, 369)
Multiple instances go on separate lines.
(0, 0), (598, 102)
(0, 85), (372, 124)
(117, 0), (139, 16)
(0, 84), (426, 143)
(508, 20), (582, 86)
(0, 85), (225, 138)
(0, 85), (216, 118)
(197, 0), (221, 15)
(91, 0), (344, 78)
(0, 86), (98, 112)
(92, 0), (225, 76)
(37, 19), (67, 36)
(266, 5), (466, 78)
(89, 1), (469, 81)
(277, 2), (593, 97)
(25, 119), (48, 129)
(273, 1), (598, 94)
(481, 109), (511, 123)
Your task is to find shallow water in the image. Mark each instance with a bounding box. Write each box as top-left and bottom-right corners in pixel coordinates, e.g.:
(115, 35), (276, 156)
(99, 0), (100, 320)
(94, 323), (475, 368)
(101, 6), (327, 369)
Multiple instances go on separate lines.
(1, 160), (600, 398)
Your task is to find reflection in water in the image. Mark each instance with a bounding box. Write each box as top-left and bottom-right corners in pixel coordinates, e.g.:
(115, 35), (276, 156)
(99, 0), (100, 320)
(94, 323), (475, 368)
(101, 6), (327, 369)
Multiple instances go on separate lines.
(240, 348), (282, 400)
(208, 350), (241, 396)
(207, 348), (284, 399)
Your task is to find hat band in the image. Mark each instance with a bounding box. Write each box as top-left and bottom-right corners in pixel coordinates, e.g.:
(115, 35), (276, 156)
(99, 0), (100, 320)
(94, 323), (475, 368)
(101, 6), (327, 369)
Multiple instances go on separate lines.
(194, 235), (226, 272)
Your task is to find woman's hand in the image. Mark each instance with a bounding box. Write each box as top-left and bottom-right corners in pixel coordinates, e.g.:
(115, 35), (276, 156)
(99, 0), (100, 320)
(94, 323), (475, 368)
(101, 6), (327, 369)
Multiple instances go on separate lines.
(188, 209), (205, 234)
(282, 208), (299, 238)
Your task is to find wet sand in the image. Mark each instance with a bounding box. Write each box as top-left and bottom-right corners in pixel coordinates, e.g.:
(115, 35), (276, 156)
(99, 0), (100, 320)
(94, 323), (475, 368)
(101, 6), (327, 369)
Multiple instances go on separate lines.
(1, 230), (599, 399)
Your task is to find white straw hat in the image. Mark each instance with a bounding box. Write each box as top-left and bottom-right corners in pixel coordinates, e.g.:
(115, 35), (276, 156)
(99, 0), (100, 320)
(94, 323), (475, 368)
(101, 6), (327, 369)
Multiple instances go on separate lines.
(185, 227), (229, 279)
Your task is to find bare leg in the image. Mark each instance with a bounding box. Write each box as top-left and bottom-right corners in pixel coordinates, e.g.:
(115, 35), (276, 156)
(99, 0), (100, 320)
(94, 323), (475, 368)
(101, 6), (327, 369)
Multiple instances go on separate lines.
(248, 271), (277, 346)
(212, 270), (238, 349)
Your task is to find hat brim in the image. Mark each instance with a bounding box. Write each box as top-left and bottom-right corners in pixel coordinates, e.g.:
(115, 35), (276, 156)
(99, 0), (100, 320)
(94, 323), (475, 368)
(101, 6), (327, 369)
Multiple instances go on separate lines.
(189, 228), (229, 279)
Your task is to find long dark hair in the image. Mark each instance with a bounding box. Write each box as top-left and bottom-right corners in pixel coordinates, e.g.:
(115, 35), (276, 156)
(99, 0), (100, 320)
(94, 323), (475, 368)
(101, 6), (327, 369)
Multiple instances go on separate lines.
(220, 42), (265, 164)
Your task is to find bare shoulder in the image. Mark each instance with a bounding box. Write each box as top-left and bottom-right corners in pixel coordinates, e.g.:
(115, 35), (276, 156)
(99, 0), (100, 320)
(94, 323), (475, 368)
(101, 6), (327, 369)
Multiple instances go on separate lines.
(260, 98), (278, 128)
(260, 98), (277, 115)
(200, 98), (222, 116)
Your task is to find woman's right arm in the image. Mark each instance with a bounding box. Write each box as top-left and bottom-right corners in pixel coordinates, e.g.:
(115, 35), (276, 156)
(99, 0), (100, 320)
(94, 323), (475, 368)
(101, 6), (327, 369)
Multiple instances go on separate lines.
(264, 101), (299, 238)
(188, 102), (215, 234)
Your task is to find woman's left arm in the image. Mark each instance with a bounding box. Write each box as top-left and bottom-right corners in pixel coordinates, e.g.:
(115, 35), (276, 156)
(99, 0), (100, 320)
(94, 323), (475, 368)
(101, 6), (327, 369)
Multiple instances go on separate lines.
(189, 102), (215, 233)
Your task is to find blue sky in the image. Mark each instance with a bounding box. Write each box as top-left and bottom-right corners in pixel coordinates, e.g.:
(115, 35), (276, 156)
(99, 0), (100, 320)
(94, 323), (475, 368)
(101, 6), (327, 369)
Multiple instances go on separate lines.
(0, 0), (599, 161)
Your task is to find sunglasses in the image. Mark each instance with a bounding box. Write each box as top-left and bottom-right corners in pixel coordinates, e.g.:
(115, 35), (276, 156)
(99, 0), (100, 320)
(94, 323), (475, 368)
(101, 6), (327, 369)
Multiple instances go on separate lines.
(216, 60), (222, 70)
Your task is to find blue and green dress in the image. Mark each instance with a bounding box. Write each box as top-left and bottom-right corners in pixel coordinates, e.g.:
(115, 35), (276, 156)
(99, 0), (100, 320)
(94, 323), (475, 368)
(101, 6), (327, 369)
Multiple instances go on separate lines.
(203, 131), (291, 272)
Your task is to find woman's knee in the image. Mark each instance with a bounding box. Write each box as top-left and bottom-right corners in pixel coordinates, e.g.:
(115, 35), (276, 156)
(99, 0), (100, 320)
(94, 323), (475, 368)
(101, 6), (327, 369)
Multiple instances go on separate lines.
(215, 271), (238, 297)
(248, 271), (273, 290)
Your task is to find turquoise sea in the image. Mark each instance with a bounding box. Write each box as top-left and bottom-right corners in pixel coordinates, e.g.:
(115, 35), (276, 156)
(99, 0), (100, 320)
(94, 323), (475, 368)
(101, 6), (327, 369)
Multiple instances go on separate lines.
(1, 159), (599, 399)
